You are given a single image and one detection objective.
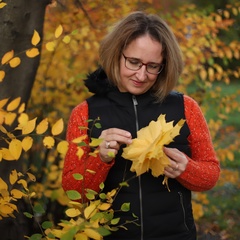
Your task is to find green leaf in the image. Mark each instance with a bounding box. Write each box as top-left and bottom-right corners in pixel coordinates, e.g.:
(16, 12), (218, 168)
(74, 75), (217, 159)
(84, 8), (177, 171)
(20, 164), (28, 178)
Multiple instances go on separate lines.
(29, 233), (42, 240)
(71, 29), (78, 35)
(94, 122), (102, 129)
(86, 188), (98, 195)
(73, 173), (83, 180)
(99, 182), (104, 190)
(33, 204), (45, 214)
(119, 181), (129, 187)
(121, 202), (130, 212)
(24, 212), (33, 218)
(42, 221), (53, 229)
(66, 190), (81, 200)
(77, 141), (87, 147)
(86, 193), (95, 200)
(97, 226), (111, 237)
(99, 193), (106, 200)
(111, 217), (120, 225)
(61, 226), (78, 240)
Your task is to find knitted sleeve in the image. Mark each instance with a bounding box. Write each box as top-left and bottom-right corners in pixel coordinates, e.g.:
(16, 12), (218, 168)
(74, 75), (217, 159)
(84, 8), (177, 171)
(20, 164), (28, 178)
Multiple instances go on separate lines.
(62, 101), (114, 201)
(176, 95), (220, 191)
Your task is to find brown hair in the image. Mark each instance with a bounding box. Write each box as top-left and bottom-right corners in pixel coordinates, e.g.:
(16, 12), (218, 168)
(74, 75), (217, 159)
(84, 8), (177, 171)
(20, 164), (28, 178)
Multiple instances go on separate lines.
(99, 11), (183, 102)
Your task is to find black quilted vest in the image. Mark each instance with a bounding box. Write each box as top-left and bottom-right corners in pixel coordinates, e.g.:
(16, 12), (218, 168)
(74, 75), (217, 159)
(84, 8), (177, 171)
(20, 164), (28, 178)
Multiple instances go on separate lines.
(85, 69), (197, 240)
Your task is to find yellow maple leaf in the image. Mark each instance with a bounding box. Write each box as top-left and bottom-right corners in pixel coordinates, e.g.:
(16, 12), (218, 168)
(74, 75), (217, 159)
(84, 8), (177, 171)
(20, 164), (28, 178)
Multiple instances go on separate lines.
(122, 115), (185, 180)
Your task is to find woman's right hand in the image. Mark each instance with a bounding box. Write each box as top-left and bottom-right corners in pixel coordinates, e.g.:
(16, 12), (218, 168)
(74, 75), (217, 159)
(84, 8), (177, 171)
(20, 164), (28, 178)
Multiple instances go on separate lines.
(98, 128), (132, 163)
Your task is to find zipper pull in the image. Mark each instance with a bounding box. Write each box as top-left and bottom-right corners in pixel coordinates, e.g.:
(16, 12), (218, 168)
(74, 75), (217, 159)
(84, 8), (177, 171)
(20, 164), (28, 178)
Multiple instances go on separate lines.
(132, 95), (138, 106)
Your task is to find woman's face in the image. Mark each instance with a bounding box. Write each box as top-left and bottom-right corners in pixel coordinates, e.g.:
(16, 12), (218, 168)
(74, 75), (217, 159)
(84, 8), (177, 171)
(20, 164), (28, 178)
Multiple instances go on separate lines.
(119, 34), (164, 95)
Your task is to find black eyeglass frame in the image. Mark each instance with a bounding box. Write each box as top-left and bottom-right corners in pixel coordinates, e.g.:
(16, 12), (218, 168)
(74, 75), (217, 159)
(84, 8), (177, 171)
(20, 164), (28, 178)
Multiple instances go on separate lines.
(122, 53), (164, 75)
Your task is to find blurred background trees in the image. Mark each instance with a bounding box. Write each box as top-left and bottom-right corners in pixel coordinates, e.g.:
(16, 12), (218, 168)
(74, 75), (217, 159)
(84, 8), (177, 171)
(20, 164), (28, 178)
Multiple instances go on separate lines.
(0, 0), (239, 239)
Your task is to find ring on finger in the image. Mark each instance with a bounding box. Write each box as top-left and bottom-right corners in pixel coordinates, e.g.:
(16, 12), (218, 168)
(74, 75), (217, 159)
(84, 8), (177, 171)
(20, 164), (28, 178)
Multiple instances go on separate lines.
(105, 141), (110, 149)
(174, 163), (179, 171)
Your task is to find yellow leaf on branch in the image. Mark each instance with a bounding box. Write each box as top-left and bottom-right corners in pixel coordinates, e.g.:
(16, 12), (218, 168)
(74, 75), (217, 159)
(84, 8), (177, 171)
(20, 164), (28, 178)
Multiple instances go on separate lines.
(55, 24), (63, 38)
(22, 136), (33, 152)
(51, 118), (64, 136)
(46, 41), (56, 51)
(52, 118), (64, 136)
(9, 139), (22, 160)
(11, 189), (26, 199)
(9, 169), (18, 185)
(0, 70), (5, 82)
(9, 57), (21, 68)
(1, 148), (15, 161)
(22, 117), (37, 135)
(0, 177), (8, 190)
(0, 2), (7, 9)
(65, 208), (81, 218)
(57, 140), (69, 156)
(4, 112), (17, 126)
(31, 30), (41, 46)
(1, 50), (14, 65)
(84, 203), (98, 219)
(36, 118), (49, 134)
(6, 97), (21, 111)
(43, 136), (55, 149)
(0, 98), (8, 109)
(26, 48), (39, 58)
(122, 115), (185, 188)
(84, 228), (102, 240)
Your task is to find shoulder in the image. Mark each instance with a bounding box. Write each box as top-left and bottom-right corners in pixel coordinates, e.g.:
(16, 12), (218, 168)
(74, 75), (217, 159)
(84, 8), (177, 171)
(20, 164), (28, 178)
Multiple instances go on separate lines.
(183, 95), (202, 113)
(70, 100), (89, 122)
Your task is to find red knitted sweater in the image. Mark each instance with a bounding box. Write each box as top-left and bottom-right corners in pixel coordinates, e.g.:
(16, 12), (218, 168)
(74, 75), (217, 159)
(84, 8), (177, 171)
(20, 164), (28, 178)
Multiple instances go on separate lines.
(62, 95), (220, 196)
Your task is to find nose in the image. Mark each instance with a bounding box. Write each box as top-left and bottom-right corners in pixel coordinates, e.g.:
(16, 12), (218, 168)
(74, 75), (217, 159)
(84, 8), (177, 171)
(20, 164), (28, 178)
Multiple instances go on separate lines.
(136, 65), (147, 81)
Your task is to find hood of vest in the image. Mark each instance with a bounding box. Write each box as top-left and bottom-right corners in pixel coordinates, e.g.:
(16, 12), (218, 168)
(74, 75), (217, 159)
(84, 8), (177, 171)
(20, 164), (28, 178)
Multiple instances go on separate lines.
(84, 67), (116, 96)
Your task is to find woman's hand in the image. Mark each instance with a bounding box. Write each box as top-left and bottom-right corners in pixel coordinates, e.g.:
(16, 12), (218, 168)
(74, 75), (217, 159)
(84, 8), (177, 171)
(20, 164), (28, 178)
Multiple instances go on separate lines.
(164, 147), (189, 178)
(99, 128), (132, 163)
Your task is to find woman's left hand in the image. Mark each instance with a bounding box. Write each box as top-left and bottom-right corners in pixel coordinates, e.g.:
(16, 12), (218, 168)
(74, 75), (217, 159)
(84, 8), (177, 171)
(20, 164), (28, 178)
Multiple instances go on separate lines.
(163, 147), (188, 178)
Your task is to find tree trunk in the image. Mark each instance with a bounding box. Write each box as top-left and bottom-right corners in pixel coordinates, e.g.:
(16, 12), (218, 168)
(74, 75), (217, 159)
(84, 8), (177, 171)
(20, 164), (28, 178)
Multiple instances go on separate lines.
(0, 1), (50, 239)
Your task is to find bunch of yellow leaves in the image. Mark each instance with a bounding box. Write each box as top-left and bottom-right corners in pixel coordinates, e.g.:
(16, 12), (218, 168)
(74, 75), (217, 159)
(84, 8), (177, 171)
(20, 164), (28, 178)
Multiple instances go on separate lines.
(122, 114), (185, 189)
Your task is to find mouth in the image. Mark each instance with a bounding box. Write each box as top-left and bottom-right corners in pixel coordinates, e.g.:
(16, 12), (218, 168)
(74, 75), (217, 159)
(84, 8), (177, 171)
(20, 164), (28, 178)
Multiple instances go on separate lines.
(132, 80), (145, 87)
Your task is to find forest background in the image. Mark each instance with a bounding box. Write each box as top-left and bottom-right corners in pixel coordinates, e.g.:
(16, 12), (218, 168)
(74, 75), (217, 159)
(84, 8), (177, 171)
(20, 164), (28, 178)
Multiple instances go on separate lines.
(0, 0), (239, 239)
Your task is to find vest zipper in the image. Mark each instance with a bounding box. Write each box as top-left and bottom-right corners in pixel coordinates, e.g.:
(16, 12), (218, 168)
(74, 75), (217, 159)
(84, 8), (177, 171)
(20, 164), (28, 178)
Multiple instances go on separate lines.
(178, 191), (190, 231)
(132, 95), (143, 240)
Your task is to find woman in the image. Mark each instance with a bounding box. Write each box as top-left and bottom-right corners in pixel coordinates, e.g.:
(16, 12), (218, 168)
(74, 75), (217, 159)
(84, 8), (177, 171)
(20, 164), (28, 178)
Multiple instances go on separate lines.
(62, 11), (220, 240)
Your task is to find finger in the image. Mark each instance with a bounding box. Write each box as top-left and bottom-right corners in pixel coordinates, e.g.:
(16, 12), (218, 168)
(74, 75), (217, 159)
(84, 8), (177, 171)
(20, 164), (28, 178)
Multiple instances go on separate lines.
(101, 129), (132, 145)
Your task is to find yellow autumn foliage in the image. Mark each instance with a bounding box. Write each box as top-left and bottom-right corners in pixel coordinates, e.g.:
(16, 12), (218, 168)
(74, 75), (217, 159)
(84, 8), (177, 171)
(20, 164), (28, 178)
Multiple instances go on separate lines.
(0, 1), (239, 239)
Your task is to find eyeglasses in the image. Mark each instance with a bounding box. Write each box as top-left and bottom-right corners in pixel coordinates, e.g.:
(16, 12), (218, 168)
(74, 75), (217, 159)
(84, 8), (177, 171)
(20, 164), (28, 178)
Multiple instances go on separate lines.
(122, 53), (164, 75)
